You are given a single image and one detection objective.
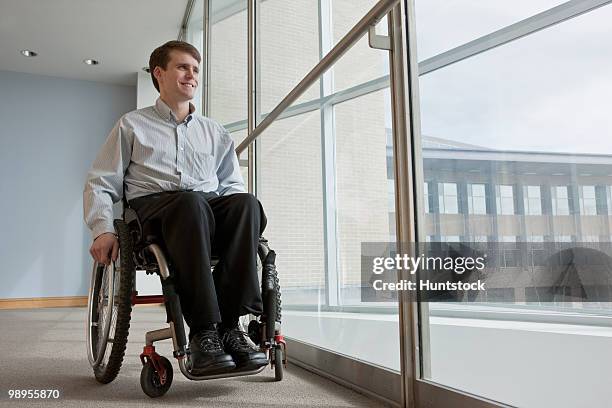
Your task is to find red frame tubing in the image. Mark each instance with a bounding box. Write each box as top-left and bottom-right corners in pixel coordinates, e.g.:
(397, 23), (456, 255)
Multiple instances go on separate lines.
(140, 345), (167, 385)
(131, 291), (165, 305)
(274, 334), (287, 366)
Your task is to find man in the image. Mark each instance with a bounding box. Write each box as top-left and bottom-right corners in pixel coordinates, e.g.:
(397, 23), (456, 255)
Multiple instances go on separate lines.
(83, 40), (268, 375)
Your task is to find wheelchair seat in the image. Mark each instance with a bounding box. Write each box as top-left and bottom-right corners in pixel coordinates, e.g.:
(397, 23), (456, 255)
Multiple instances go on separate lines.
(123, 206), (221, 275)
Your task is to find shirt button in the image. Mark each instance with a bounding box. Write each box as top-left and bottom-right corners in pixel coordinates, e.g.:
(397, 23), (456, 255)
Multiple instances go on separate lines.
(180, 147), (184, 151)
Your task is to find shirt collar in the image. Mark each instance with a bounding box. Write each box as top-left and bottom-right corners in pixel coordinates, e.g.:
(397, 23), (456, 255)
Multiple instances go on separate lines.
(155, 98), (196, 125)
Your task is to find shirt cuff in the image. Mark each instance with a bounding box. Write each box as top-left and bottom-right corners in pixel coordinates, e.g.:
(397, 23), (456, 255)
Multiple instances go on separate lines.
(92, 222), (116, 241)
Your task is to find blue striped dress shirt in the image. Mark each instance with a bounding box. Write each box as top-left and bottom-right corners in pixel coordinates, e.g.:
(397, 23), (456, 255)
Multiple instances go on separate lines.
(83, 98), (245, 239)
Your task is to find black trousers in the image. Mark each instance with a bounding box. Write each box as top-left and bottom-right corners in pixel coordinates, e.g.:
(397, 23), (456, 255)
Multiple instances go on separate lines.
(129, 191), (266, 335)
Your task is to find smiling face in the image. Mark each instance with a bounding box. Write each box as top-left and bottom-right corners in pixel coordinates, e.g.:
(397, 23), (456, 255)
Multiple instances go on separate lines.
(153, 50), (200, 103)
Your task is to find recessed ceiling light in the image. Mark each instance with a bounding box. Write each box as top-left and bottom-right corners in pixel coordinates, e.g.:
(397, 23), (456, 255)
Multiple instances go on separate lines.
(142, 66), (150, 73)
(20, 49), (38, 57)
(83, 59), (100, 65)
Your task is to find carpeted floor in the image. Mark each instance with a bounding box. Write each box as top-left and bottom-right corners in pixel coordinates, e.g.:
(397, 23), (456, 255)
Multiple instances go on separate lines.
(0, 307), (387, 408)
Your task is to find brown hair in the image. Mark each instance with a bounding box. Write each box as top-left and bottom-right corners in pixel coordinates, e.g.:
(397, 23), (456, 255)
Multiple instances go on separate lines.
(148, 41), (201, 92)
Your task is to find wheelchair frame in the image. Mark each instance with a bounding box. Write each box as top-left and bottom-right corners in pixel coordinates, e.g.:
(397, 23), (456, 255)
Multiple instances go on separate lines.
(86, 207), (285, 397)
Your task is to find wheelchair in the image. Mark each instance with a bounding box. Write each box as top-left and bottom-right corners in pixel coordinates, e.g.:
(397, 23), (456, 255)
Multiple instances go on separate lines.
(86, 201), (285, 398)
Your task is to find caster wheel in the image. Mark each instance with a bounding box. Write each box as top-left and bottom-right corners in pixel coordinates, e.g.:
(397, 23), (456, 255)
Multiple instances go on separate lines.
(140, 356), (173, 398)
(274, 347), (283, 381)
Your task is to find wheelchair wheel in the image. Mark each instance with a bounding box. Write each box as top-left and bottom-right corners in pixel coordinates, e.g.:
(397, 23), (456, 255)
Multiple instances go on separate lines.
(273, 347), (283, 381)
(140, 356), (173, 398)
(86, 220), (135, 384)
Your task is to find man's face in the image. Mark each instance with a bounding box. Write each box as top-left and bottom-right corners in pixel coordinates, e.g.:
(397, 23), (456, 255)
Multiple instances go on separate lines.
(154, 50), (199, 102)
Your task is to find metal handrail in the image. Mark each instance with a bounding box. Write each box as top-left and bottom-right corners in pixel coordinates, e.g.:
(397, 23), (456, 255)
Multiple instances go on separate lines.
(235, 0), (399, 155)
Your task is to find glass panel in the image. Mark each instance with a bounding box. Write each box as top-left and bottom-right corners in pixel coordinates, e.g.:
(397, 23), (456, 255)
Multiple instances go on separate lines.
(185, 0), (204, 112)
(468, 183), (486, 215)
(438, 182), (458, 214)
(229, 129), (249, 186)
(424, 182), (430, 213)
(524, 185), (542, 215)
(580, 185), (597, 215)
(257, 111), (325, 306)
(418, 8), (612, 154)
(334, 88), (396, 305)
(496, 185), (514, 215)
(260, 0), (320, 114)
(415, 4), (612, 407)
(415, 0), (565, 61)
(331, 0), (389, 92)
(552, 185), (570, 215)
(210, 0), (247, 124)
(256, 90), (399, 370)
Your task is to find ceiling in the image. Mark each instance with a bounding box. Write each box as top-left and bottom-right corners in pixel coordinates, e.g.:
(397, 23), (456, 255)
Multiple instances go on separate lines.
(0, 0), (188, 86)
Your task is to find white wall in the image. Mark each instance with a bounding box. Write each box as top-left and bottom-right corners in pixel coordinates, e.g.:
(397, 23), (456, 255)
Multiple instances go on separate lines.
(137, 71), (158, 109)
(0, 70), (135, 298)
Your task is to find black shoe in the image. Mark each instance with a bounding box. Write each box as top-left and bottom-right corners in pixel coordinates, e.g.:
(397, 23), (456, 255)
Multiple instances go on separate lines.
(189, 329), (236, 375)
(221, 327), (268, 370)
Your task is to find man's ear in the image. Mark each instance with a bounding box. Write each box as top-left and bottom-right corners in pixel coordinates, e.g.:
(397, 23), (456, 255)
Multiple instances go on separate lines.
(153, 66), (163, 82)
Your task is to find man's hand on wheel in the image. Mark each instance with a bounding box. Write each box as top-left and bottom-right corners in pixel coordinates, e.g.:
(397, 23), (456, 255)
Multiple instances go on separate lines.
(90, 232), (119, 265)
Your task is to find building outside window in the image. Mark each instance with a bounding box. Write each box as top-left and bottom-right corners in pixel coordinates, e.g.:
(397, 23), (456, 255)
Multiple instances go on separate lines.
(496, 185), (514, 215)
(606, 186), (612, 215)
(438, 182), (458, 214)
(468, 183), (486, 215)
(424, 182), (430, 213)
(551, 185), (570, 215)
(523, 185), (542, 215)
(580, 185), (597, 215)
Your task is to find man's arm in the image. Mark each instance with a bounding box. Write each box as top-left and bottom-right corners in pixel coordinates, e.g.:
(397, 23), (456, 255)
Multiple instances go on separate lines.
(83, 117), (133, 240)
(216, 129), (246, 196)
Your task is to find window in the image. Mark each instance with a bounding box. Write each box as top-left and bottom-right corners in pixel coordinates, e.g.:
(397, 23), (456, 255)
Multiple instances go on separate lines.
(468, 183), (487, 215)
(414, 2), (612, 406)
(552, 186), (570, 215)
(580, 185), (597, 215)
(496, 185), (514, 215)
(523, 185), (542, 215)
(438, 182), (458, 214)
(424, 182), (430, 213)
(607, 186), (612, 215)
(388, 179), (396, 211)
(500, 236), (519, 267)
